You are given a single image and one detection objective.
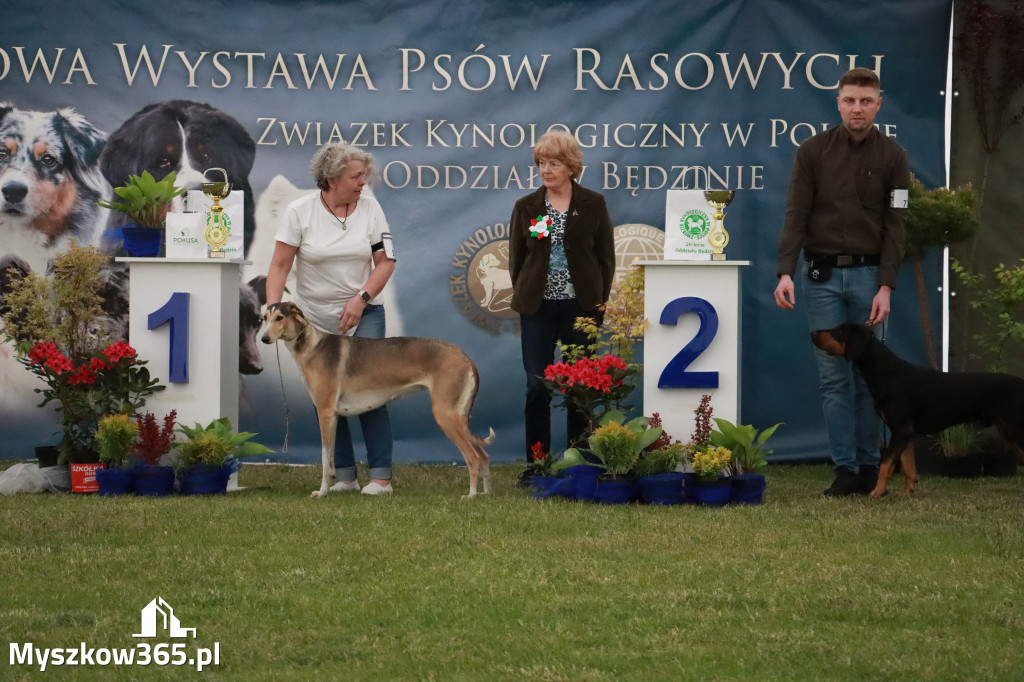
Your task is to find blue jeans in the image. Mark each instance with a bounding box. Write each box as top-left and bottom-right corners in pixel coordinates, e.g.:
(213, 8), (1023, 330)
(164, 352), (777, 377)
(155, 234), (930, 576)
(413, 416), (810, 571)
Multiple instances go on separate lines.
(798, 262), (883, 474)
(333, 304), (393, 481)
(519, 299), (598, 459)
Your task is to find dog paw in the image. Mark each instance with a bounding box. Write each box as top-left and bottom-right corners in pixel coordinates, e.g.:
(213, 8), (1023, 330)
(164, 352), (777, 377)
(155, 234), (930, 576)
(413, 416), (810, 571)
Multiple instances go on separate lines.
(311, 489), (328, 498)
(461, 492), (478, 499)
(868, 489), (888, 499)
(897, 489), (915, 497)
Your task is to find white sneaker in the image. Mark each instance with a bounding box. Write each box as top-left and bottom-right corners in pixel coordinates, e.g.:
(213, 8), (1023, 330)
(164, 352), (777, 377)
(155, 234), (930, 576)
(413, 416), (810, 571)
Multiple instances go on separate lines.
(329, 480), (360, 493)
(360, 481), (393, 495)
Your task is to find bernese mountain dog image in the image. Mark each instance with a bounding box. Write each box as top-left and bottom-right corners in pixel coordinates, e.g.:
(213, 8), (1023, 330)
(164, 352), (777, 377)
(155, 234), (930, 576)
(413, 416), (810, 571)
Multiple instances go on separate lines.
(98, 99), (257, 256)
(0, 103), (108, 271)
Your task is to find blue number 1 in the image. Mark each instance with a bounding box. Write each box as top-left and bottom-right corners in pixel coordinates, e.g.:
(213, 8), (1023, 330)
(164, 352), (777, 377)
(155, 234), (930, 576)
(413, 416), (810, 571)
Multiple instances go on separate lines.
(657, 296), (719, 388)
(148, 292), (190, 383)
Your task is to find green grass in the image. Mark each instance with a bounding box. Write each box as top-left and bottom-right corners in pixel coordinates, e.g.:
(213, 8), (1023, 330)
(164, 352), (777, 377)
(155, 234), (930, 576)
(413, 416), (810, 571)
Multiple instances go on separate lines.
(2, 463), (1023, 681)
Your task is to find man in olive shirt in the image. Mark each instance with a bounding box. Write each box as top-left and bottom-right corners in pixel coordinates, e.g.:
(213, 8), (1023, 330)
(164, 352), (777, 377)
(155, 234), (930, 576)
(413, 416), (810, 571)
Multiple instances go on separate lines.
(774, 67), (909, 497)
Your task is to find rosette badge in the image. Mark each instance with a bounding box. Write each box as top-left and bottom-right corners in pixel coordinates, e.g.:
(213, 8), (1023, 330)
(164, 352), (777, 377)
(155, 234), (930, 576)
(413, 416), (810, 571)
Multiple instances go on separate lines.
(530, 215), (552, 240)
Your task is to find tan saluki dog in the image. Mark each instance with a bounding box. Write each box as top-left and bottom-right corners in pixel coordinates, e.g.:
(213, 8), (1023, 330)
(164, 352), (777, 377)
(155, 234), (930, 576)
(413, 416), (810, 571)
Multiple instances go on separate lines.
(261, 302), (494, 498)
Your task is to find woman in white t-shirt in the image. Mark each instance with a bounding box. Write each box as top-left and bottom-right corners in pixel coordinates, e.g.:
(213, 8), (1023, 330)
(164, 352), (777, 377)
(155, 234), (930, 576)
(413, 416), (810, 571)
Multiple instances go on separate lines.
(266, 143), (397, 495)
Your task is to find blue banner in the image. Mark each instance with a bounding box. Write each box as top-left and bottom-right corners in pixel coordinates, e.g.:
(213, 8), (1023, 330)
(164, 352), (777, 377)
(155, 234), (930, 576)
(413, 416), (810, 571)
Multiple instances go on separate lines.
(0, 0), (952, 463)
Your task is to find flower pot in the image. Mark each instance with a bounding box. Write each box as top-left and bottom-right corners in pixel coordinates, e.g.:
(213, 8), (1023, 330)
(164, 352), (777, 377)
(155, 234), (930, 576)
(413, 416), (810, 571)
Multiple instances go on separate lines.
(557, 464), (603, 501)
(34, 445), (60, 469)
(592, 474), (637, 505)
(730, 473), (766, 505)
(982, 446), (1018, 477)
(637, 472), (685, 505)
(180, 463), (231, 495)
(912, 436), (944, 477)
(134, 465), (176, 497)
(67, 450), (103, 493)
(122, 225), (164, 257)
(529, 474), (567, 499)
(690, 476), (732, 507)
(941, 453), (984, 479)
(96, 467), (135, 496)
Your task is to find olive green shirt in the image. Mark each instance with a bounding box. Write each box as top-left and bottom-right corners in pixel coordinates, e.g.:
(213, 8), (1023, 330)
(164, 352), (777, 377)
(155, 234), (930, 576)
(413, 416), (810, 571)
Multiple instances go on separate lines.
(777, 125), (909, 288)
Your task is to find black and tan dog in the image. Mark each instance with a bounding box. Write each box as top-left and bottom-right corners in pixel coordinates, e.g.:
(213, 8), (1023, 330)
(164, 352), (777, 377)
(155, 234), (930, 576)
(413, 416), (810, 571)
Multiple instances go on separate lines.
(260, 302), (495, 498)
(811, 323), (1024, 497)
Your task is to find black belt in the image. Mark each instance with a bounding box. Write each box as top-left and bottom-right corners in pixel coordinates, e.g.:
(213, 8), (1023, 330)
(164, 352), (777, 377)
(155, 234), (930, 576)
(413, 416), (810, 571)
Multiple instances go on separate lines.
(804, 253), (881, 268)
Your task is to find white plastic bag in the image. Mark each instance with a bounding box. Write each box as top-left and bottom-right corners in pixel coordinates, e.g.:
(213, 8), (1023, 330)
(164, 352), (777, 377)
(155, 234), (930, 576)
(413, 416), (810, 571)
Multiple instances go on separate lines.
(0, 463), (71, 494)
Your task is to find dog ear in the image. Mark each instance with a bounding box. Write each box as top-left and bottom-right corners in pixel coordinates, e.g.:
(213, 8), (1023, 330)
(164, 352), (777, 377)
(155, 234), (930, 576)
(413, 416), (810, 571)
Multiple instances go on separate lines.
(53, 108), (108, 191)
(0, 103), (12, 122)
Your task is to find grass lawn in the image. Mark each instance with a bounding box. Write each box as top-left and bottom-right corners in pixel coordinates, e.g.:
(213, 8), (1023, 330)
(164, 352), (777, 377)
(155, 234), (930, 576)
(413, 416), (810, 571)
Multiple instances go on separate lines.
(2, 462), (1023, 681)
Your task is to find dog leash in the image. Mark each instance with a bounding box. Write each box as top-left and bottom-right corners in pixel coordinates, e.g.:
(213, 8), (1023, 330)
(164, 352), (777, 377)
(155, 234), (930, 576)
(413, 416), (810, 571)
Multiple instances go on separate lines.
(274, 343), (290, 453)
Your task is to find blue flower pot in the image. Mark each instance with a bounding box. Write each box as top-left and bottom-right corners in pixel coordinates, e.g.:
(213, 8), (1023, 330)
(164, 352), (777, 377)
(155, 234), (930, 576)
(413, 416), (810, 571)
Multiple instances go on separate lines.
(529, 475), (566, 499)
(557, 464), (603, 501)
(592, 475), (637, 505)
(122, 225), (163, 257)
(730, 473), (766, 505)
(96, 467), (134, 496)
(691, 477), (732, 507)
(638, 471), (685, 505)
(133, 465), (175, 497)
(180, 464), (230, 495)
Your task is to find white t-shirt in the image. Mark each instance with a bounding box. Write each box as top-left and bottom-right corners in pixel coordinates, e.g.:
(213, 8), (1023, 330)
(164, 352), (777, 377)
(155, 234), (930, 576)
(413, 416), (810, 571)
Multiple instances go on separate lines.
(275, 191), (390, 333)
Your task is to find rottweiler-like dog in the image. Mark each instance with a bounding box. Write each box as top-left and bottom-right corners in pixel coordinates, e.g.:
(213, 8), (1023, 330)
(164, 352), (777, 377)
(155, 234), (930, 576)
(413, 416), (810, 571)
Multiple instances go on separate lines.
(811, 323), (1024, 497)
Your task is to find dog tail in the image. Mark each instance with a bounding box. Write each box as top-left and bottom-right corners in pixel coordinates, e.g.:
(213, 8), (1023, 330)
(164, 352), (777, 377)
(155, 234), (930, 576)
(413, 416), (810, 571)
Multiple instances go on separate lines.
(471, 427), (496, 447)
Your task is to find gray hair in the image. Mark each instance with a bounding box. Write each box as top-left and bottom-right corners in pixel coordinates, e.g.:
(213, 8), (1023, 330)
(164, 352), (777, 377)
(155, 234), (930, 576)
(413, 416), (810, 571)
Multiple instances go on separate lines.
(310, 143), (376, 190)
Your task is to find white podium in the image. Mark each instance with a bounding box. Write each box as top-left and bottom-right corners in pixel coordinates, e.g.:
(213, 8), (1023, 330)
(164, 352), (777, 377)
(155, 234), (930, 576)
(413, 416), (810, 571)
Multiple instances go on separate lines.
(118, 257), (250, 429)
(639, 260), (749, 445)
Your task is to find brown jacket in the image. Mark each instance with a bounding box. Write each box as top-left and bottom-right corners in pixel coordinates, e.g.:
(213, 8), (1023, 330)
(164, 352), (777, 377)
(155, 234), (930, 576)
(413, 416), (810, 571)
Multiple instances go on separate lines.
(508, 182), (616, 315)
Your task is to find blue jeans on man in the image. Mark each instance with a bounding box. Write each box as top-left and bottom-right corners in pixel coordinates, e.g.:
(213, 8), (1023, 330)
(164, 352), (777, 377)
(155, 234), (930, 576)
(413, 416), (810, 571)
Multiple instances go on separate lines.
(799, 262), (883, 493)
(333, 304), (393, 482)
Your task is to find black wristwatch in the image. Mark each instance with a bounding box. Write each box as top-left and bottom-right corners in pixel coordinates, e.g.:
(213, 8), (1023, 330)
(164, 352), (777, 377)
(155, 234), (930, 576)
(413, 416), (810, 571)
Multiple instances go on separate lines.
(358, 290), (371, 303)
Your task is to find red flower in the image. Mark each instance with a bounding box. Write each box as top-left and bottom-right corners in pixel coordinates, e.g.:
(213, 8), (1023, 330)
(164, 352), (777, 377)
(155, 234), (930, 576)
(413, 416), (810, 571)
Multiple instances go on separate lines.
(44, 352), (75, 374)
(102, 341), (137, 363)
(89, 356), (109, 371)
(67, 365), (97, 386)
(530, 441), (547, 463)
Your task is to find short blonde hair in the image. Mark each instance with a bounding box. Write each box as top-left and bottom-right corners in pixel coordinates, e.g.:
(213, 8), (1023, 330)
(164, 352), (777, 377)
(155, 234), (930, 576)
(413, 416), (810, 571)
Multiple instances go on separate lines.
(532, 130), (583, 179)
(310, 142), (376, 190)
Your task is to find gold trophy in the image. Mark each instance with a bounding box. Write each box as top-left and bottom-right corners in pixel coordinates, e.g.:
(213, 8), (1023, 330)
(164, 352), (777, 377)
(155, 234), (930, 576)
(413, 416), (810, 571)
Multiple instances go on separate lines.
(201, 168), (231, 258)
(703, 189), (735, 261)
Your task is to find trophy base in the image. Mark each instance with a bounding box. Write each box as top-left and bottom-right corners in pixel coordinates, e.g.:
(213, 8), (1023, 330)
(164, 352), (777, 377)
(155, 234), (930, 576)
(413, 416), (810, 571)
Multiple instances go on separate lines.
(208, 250), (226, 259)
(711, 253), (727, 261)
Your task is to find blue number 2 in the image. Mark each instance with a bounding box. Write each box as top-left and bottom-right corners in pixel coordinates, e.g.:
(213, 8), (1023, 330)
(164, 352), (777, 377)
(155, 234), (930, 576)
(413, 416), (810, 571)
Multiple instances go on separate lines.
(148, 292), (190, 383)
(657, 296), (719, 388)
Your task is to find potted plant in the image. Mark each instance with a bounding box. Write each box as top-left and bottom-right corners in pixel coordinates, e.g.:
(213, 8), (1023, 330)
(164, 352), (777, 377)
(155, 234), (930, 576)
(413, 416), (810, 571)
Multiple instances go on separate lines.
(711, 417), (782, 505)
(175, 418), (272, 494)
(95, 413), (139, 495)
(688, 446), (733, 507)
(557, 410), (661, 504)
(2, 244), (164, 475)
(97, 170), (186, 256)
(932, 423), (984, 479)
(133, 410), (177, 496)
(631, 413), (688, 505)
(526, 441), (566, 499)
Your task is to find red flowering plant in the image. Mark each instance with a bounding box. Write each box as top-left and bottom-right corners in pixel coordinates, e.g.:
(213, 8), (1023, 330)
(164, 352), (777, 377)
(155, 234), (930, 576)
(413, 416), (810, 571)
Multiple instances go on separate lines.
(135, 410), (178, 466)
(541, 265), (649, 446)
(529, 441), (557, 476)
(18, 339), (165, 459)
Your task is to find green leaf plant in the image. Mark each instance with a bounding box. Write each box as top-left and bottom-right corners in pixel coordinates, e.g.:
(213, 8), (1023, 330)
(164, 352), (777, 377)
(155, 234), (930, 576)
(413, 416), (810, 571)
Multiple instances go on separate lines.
(709, 418), (783, 476)
(96, 170), (186, 228)
(555, 409), (662, 476)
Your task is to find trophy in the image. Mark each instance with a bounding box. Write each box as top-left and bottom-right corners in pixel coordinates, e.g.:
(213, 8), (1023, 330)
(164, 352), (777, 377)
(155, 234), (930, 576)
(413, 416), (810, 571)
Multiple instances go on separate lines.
(703, 189), (735, 261)
(201, 168), (231, 258)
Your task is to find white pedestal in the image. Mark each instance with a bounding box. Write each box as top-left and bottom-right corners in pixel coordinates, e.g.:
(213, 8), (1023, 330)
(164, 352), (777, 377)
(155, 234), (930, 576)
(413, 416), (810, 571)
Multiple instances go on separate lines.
(118, 257), (250, 430)
(640, 260), (749, 445)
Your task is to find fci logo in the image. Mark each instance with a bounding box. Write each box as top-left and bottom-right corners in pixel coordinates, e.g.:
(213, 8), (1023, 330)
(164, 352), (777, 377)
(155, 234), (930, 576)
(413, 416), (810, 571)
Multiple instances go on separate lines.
(133, 597), (196, 639)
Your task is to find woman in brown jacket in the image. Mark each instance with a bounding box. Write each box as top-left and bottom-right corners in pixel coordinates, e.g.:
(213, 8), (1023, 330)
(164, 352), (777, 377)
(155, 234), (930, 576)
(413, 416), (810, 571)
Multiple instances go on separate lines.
(508, 130), (616, 476)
